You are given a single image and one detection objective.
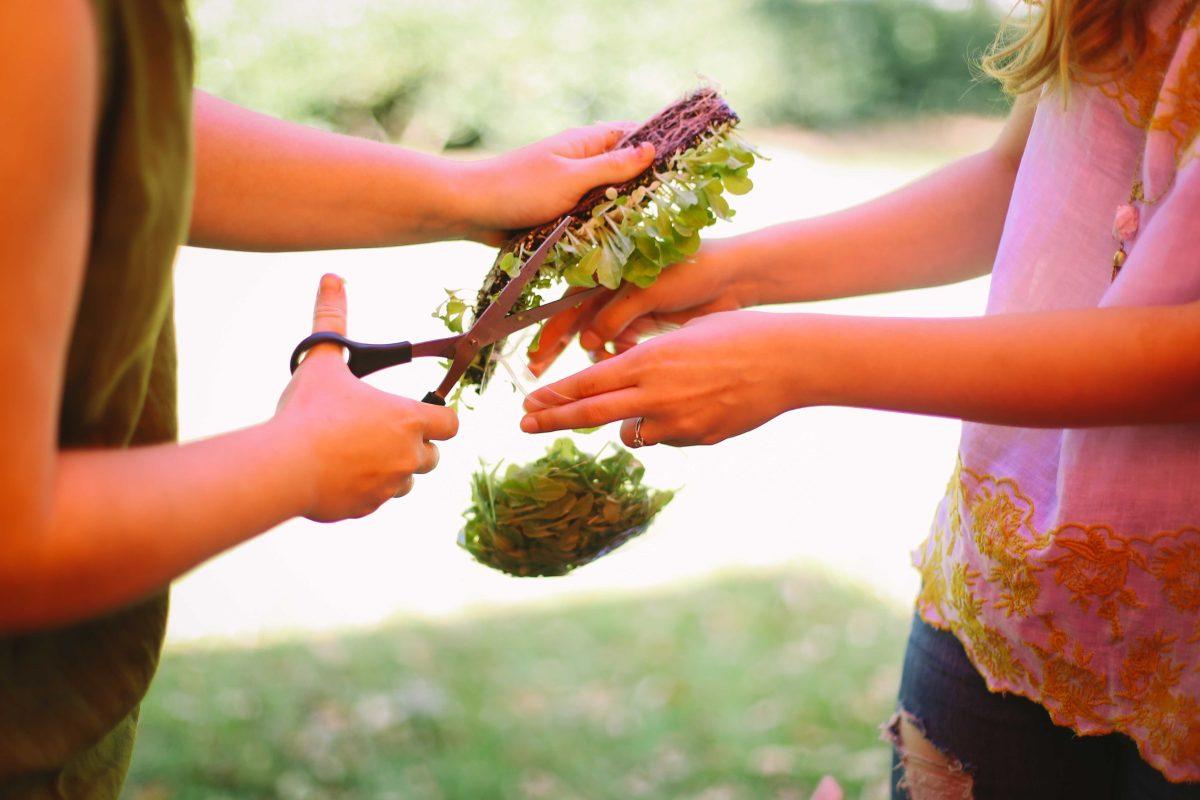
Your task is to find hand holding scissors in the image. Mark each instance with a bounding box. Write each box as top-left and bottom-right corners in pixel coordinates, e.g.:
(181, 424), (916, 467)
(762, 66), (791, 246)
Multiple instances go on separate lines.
(289, 218), (610, 405)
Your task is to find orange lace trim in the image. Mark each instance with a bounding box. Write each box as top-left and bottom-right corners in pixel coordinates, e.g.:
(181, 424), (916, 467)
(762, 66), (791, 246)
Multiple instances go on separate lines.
(1099, 3), (1200, 166)
(916, 460), (1200, 780)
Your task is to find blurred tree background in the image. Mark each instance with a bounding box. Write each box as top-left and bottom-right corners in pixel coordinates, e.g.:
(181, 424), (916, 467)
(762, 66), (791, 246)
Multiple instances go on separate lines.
(192, 0), (1006, 150)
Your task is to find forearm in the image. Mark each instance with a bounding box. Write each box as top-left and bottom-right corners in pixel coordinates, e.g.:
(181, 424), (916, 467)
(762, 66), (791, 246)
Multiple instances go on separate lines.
(789, 303), (1200, 427)
(6, 420), (311, 630)
(736, 147), (1018, 305)
(189, 91), (476, 250)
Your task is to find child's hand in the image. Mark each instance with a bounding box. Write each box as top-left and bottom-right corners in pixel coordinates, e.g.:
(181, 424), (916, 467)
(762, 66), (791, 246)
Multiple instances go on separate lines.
(527, 237), (755, 376)
(461, 123), (655, 243)
(521, 310), (798, 447)
(275, 274), (459, 522)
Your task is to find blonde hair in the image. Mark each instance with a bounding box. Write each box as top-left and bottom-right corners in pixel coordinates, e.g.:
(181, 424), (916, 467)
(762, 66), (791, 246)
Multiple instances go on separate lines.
(982, 0), (1149, 95)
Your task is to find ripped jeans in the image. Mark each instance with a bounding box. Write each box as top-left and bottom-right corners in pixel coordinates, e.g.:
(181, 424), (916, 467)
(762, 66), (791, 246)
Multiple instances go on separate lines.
(888, 615), (1200, 800)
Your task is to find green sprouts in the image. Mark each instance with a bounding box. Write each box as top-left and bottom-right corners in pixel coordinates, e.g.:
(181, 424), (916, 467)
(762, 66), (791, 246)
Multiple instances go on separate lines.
(507, 123), (756, 293)
(460, 438), (674, 577)
(439, 113), (757, 401)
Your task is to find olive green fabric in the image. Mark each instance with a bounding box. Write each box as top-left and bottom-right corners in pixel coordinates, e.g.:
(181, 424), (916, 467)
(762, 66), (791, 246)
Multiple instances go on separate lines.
(0, 1), (193, 796)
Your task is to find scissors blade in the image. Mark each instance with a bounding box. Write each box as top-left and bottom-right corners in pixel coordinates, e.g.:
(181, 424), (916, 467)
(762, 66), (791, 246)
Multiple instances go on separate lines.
(426, 217), (574, 403)
(429, 344), (478, 402)
(468, 217), (572, 340)
(411, 335), (461, 359)
(428, 285), (610, 402)
(482, 285), (609, 344)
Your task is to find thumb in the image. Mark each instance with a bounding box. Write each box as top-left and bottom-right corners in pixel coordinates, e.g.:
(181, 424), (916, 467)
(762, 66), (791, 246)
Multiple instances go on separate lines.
(576, 141), (655, 188)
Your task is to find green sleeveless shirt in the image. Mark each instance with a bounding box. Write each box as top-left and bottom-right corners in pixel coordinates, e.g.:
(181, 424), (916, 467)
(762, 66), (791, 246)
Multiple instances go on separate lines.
(0, 2), (193, 796)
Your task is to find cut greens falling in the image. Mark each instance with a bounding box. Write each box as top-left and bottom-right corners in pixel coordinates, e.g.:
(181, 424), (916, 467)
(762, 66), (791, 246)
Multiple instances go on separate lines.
(451, 88), (756, 577)
(461, 439), (675, 577)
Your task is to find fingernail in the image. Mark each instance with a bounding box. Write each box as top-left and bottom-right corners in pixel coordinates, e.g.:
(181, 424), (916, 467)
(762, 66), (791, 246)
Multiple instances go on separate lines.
(319, 273), (342, 292)
(580, 331), (601, 350)
(520, 415), (539, 433)
(639, 142), (654, 156)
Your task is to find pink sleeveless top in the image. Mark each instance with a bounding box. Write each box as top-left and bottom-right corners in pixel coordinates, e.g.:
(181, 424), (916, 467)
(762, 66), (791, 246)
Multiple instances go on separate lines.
(913, 1), (1200, 782)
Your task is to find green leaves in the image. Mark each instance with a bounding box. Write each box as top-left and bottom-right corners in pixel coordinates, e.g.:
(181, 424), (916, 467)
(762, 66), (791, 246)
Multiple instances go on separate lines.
(564, 249), (599, 287)
(445, 117), (760, 399)
(497, 251), (519, 278)
(593, 244), (623, 290)
(530, 127), (756, 294)
(432, 289), (470, 333)
(723, 172), (753, 195)
(438, 126), (758, 341)
(459, 439), (675, 577)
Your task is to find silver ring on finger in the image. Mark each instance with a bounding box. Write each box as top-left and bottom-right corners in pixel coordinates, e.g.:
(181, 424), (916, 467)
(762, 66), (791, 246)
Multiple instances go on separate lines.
(632, 416), (645, 448)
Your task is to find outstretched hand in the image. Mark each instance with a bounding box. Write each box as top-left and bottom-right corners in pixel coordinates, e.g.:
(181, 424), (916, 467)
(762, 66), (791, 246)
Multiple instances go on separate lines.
(526, 237), (754, 376)
(520, 310), (800, 448)
(463, 122), (655, 244)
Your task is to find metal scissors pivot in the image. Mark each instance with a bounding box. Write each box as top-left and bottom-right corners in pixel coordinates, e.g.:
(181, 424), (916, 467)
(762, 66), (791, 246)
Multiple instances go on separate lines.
(289, 218), (608, 405)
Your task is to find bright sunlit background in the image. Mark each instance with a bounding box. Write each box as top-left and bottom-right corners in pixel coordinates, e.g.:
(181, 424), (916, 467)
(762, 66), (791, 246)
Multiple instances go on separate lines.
(127, 2), (1006, 798)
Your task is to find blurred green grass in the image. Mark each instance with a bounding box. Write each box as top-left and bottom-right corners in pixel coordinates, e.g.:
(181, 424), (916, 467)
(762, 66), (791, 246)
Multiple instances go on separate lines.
(192, 0), (1007, 151)
(127, 569), (909, 799)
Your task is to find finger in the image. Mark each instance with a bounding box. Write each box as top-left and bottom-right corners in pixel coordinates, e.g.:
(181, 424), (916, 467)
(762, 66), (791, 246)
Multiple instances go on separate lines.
(810, 776), (843, 800)
(520, 388), (643, 434)
(312, 273), (348, 335)
(584, 305), (701, 351)
(527, 289), (610, 376)
(612, 329), (640, 355)
(304, 273), (349, 365)
(414, 441), (440, 475)
(569, 120), (639, 157)
(414, 403), (459, 442)
(579, 283), (656, 351)
(392, 474), (415, 499)
(618, 416), (651, 448)
(523, 354), (638, 412)
(574, 141), (655, 189)
(527, 287), (592, 363)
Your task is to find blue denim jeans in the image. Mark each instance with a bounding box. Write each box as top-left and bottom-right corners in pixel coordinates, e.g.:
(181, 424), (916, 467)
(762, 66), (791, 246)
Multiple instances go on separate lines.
(890, 615), (1200, 800)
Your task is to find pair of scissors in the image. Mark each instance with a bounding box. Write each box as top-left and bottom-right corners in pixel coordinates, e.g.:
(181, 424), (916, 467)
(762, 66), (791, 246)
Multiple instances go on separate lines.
(289, 218), (609, 405)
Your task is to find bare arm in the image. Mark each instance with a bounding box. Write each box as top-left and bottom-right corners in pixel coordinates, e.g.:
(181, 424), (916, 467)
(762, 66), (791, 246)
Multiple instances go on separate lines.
(189, 91), (655, 250)
(739, 92), (1037, 303)
(520, 301), (1200, 446)
(1, 8), (456, 631)
(521, 151), (1200, 442)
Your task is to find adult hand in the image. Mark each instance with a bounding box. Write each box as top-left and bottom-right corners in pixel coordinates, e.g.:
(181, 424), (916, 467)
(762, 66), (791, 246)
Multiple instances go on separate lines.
(520, 310), (800, 447)
(276, 274), (459, 521)
(526, 237), (756, 376)
(462, 122), (655, 244)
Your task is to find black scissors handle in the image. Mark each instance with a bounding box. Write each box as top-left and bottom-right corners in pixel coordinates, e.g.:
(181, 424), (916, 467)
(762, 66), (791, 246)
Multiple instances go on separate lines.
(290, 332), (459, 405)
(289, 331), (414, 378)
(290, 332), (453, 405)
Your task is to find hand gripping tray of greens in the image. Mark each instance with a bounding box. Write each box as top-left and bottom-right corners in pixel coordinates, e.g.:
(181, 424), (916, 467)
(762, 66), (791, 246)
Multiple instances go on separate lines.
(451, 88), (757, 577)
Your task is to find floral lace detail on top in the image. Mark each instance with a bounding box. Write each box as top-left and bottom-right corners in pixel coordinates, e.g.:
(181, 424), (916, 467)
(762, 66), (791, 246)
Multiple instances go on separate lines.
(913, 0), (1200, 783)
(1101, 0), (1200, 189)
(916, 462), (1200, 778)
